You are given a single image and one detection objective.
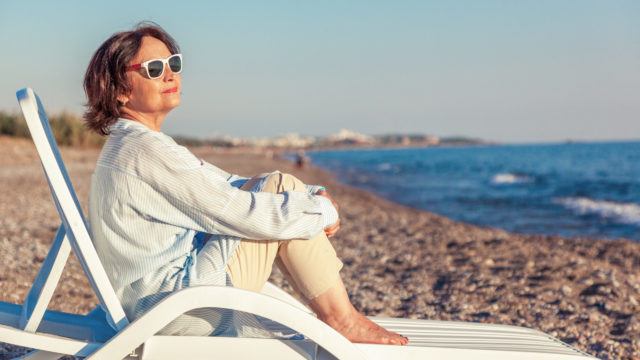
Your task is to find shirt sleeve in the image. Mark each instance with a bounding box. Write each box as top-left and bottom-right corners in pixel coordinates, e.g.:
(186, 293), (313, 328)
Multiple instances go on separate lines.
(136, 141), (337, 240)
(318, 196), (339, 228)
(201, 158), (326, 194)
(201, 159), (250, 188)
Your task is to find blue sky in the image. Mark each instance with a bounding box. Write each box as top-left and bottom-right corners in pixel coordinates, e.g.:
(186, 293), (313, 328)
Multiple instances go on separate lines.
(1, 1), (638, 142)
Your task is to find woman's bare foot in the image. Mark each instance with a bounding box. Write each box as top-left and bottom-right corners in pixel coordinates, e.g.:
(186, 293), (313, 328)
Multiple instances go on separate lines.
(319, 308), (409, 345)
(306, 278), (408, 345)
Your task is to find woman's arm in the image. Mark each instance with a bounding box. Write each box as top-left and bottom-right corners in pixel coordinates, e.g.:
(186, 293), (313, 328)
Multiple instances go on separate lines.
(200, 159), (250, 187)
(136, 141), (338, 241)
(200, 158), (326, 194)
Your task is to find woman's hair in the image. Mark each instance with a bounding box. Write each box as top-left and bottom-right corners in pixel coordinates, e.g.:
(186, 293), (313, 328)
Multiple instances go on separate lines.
(83, 22), (180, 135)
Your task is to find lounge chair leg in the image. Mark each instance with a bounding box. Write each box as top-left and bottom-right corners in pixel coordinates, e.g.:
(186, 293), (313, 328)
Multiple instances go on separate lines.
(12, 350), (62, 360)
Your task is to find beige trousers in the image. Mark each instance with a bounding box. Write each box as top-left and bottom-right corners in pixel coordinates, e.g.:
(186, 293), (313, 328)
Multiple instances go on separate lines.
(224, 171), (344, 301)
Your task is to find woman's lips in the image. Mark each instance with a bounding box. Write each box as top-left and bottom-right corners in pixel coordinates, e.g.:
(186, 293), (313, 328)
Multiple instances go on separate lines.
(162, 87), (178, 94)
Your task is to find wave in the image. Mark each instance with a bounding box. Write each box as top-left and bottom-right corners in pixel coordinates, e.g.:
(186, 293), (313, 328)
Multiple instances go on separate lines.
(491, 173), (532, 185)
(554, 197), (640, 225)
(376, 163), (393, 171)
(376, 162), (401, 173)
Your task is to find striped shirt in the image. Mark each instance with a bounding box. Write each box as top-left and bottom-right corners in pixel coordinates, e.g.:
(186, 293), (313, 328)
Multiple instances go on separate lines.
(88, 118), (337, 334)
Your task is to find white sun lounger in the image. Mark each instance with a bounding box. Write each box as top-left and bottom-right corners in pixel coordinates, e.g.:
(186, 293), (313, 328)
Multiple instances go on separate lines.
(0, 87), (597, 359)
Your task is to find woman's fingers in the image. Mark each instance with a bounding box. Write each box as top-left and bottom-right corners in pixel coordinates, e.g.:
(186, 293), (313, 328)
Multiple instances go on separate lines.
(325, 228), (338, 237)
(316, 189), (341, 237)
(324, 218), (340, 237)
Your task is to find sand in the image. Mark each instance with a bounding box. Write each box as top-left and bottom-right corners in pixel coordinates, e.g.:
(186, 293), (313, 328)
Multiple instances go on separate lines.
(0, 135), (638, 359)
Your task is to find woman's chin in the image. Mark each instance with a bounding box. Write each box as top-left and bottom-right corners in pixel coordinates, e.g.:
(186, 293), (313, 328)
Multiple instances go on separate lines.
(163, 98), (181, 110)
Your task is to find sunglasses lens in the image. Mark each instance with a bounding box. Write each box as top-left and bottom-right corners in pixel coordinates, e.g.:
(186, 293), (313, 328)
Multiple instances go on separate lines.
(147, 60), (164, 78)
(169, 55), (182, 73)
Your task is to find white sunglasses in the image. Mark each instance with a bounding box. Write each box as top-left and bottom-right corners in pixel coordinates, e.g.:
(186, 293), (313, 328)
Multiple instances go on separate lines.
(126, 53), (182, 79)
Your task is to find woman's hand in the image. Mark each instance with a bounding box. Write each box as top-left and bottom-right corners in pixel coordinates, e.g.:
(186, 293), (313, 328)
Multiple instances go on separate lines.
(323, 218), (340, 238)
(316, 189), (340, 237)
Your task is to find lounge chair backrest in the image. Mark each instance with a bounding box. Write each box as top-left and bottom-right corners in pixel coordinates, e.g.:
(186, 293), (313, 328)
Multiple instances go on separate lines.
(16, 88), (128, 330)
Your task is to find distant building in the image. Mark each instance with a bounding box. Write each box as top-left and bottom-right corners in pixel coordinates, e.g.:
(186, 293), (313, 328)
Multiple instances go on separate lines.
(271, 133), (316, 148)
(377, 134), (440, 147)
(203, 134), (246, 148)
(419, 135), (440, 146)
(191, 129), (459, 151)
(204, 133), (316, 148)
(326, 129), (375, 145)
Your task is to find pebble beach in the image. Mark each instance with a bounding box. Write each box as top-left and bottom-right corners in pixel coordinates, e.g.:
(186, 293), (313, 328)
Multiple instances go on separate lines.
(0, 135), (638, 359)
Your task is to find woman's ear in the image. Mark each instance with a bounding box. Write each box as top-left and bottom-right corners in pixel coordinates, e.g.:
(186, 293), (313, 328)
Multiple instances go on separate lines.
(117, 95), (128, 107)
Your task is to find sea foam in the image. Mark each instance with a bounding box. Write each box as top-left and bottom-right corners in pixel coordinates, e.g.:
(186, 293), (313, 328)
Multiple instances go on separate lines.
(554, 197), (640, 225)
(491, 173), (532, 185)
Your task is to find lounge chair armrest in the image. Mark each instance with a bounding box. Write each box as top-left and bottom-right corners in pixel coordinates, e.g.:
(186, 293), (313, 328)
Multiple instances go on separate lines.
(261, 282), (314, 314)
(86, 286), (365, 360)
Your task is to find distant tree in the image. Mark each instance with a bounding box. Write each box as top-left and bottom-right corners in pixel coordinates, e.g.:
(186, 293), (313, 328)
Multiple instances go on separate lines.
(0, 111), (30, 138)
(0, 110), (104, 147)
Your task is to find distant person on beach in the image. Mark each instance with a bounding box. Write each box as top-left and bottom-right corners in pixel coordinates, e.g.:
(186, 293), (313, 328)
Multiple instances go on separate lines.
(295, 149), (310, 168)
(83, 23), (406, 345)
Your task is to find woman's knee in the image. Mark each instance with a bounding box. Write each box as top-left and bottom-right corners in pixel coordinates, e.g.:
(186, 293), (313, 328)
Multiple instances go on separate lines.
(260, 171), (306, 193)
(239, 173), (271, 191)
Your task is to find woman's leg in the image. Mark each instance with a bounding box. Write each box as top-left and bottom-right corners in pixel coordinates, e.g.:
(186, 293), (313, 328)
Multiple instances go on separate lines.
(226, 171), (407, 345)
(276, 232), (408, 345)
(223, 173), (282, 293)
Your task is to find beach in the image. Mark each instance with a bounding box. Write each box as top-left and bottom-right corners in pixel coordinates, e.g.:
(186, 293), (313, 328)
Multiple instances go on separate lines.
(0, 135), (638, 359)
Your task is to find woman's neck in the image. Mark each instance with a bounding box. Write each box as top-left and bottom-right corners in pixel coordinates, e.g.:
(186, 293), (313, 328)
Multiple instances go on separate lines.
(119, 110), (165, 132)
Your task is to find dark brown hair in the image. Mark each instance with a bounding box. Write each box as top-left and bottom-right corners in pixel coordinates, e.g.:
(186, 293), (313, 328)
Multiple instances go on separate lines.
(83, 22), (180, 135)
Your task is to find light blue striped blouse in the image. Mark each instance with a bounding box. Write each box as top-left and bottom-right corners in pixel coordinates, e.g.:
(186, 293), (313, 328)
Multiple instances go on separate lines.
(89, 118), (337, 336)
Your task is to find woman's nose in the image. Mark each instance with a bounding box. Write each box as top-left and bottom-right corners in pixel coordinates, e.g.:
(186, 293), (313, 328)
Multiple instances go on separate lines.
(163, 63), (175, 81)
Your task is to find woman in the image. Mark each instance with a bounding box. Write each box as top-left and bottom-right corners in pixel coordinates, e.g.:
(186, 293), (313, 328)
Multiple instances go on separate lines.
(84, 23), (407, 345)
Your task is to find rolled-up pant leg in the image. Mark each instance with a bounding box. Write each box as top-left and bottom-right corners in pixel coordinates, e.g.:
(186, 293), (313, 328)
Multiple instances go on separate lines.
(225, 171), (344, 301)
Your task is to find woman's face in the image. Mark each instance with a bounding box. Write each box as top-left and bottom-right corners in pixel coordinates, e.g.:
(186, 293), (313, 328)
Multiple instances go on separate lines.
(120, 36), (181, 121)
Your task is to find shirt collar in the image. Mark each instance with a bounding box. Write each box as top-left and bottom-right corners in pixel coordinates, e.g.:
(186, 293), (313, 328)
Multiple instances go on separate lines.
(109, 118), (177, 143)
(110, 118), (153, 132)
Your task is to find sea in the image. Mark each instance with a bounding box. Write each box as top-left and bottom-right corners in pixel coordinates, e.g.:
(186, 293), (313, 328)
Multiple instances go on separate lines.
(302, 141), (640, 241)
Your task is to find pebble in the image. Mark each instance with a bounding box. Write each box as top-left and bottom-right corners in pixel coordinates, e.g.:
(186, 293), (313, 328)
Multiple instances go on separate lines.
(561, 285), (573, 296)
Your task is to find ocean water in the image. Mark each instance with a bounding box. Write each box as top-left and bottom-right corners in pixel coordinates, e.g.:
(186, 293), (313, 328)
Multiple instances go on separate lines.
(305, 141), (640, 241)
